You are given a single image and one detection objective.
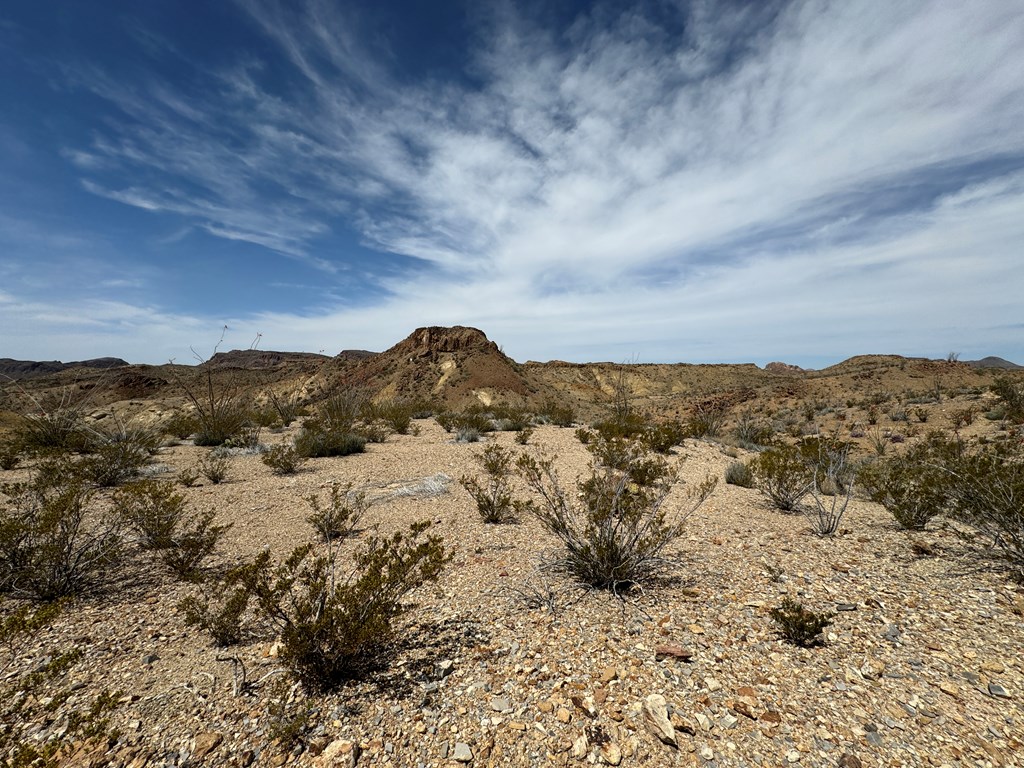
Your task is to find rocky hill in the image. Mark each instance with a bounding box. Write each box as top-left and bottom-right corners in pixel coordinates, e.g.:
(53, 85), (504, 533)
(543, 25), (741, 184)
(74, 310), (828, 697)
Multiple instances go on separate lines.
(0, 356), (129, 381)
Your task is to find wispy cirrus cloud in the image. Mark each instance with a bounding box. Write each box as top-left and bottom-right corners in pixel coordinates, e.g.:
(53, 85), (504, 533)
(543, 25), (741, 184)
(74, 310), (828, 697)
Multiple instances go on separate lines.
(5, 0), (1022, 364)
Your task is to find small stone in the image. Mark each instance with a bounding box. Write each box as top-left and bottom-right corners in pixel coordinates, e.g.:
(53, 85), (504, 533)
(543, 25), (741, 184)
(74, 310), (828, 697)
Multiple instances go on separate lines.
(695, 712), (713, 731)
(642, 694), (677, 747)
(669, 712), (695, 735)
(760, 710), (782, 724)
(981, 661), (1006, 674)
(571, 733), (589, 759)
(600, 742), (622, 765)
(490, 696), (512, 712)
(142, 654), (159, 666)
(732, 696), (758, 720)
(700, 746), (714, 760)
(865, 732), (883, 747)
(837, 754), (862, 768)
(556, 708), (572, 724)
(859, 660), (885, 680)
(654, 644), (694, 662)
(719, 714), (739, 729)
(509, 721), (527, 731)
(538, 701), (554, 714)
(600, 666), (618, 683)
(787, 749), (801, 763)
(705, 677), (722, 692)
(988, 682), (1010, 699)
(436, 659), (456, 679)
(836, 603), (858, 611)
(939, 681), (959, 697)
(193, 732), (223, 760)
(453, 742), (473, 762)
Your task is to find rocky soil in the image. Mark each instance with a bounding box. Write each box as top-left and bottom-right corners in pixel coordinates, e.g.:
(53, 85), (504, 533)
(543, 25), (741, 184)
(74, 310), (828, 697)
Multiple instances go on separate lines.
(3, 420), (1022, 768)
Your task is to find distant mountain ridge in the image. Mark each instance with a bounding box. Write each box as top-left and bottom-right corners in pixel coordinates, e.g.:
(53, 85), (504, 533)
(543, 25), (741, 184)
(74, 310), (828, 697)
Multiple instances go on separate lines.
(964, 356), (1022, 370)
(0, 356), (129, 381)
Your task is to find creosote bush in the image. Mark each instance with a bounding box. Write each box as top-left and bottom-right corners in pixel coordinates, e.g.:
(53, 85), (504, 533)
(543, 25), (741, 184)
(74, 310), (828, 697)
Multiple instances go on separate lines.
(0, 468), (123, 601)
(114, 478), (230, 579)
(198, 452), (232, 484)
(724, 461), (754, 488)
(262, 444), (305, 475)
(517, 442), (716, 591)
(461, 444), (524, 524)
(859, 438), (951, 531)
(240, 522), (449, 690)
(305, 482), (366, 543)
(750, 444), (811, 511)
(294, 417), (366, 460)
(770, 597), (834, 647)
(179, 578), (251, 647)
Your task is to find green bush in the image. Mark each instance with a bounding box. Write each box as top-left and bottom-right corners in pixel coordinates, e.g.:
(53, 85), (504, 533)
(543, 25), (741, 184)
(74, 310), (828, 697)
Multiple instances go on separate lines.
(517, 445), (716, 590)
(859, 439), (951, 530)
(540, 399), (575, 427)
(305, 482), (366, 543)
(991, 377), (1024, 423)
(262, 444), (305, 475)
(724, 461), (754, 488)
(241, 522), (449, 690)
(732, 410), (775, 448)
(641, 421), (688, 454)
(362, 399), (414, 435)
(687, 402), (727, 438)
(180, 580), (250, 647)
(294, 418), (367, 458)
(163, 410), (199, 440)
(461, 444), (523, 524)
(114, 478), (229, 578)
(0, 442), (22, 471)
(770, 597), (834, 647)
(198, 452), (232, 484)
(266, 389), (305, 427)
(514, 426), (534, 445)
(0, 471), (122, 601)
(15, 399), (92, 455)
(750, 444), (812, 511)
(80, 437), (151, 488)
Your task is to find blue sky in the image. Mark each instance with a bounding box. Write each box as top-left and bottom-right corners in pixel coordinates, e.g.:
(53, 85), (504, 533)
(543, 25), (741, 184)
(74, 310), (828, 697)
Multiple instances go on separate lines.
(2, 1), (1023, 367)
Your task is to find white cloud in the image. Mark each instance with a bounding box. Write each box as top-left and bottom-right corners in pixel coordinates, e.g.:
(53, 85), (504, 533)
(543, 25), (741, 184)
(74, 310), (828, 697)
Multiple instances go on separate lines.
(14, 0), (1024, 365)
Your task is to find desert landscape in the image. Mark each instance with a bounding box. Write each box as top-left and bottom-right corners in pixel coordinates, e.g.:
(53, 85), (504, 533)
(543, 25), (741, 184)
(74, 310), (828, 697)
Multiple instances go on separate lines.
(1, 326), (1022, 768)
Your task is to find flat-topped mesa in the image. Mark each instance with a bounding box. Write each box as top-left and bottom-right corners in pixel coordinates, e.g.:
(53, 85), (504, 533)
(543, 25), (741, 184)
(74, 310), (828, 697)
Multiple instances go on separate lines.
(388, 326), (503, 360)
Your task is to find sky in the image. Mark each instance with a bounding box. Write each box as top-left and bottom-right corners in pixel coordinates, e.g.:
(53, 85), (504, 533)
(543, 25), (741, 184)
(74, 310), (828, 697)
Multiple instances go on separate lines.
(1, 0), (1023, 368)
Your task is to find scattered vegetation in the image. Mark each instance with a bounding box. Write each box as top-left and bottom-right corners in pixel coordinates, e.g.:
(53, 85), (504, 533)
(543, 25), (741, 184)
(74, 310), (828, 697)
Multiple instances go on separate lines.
(724, 460), (754, 488)
(750, 444), (811, 511)
(305, 482), (366, 543)
(461, 444), (524, 524)
(198, 452), (232, 484)
(262, 444), (305, 475)
(770, 597), (834, 647)
(517, 441), (716, 590)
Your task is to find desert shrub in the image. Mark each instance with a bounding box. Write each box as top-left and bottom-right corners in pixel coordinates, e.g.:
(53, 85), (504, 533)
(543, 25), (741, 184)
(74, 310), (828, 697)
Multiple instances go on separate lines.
(888, 407), (908, 423)
(266, 389), (305, 427)
(517, 446), (716, 590)
(355, 419), (391, 443)
(732, 410), (775, 448)
(293, 418), (367, 458)
(179, 580), (250, 647)
(177, 466), (200, 487)
(587, 437), (672, 487)
(114, 478), (229, 578)
(114, 478), (187, 549)
(575, 427), (594, 445)
(592, 411), (649, 442)
(171, 344), (254, 447)
(461, 444), (524, 524)
(942, 438), (1024, 579)
(724, 461), (754, 488)
(241, 522), (449, 690)
(770, 597), (834, 647)
(317, 390), (362, 432)
(161, 509), (229, 580)
(198, 452), (232, 484)
(913, 406), (930, 423)
(14, 400), (92, 455)
(641, 421), (688, 454)
(363, 399), (414, 435)
(305, 482), (366, 543)
(515, 426), (534, 445)
(687, 402), (727, 438)
(750, 444), (812, 511)
(0, 442), (22, 471)
(222, 419), (262, 450)
(262, 444), (305, 475)
(949, 406), (977, 430)
(859, 441), (951, 530)
(455, 427), (481, 443)
(991, 377), (1024, 423)
(540, 399), (575, 427)
(804, 440), (855, 536)
(163, 410), (199, 440)
(0, 471), (122, 601)
(79, 437), (151, 488)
